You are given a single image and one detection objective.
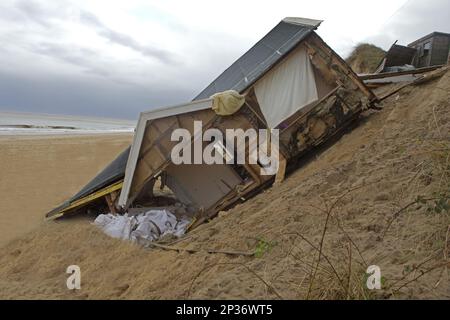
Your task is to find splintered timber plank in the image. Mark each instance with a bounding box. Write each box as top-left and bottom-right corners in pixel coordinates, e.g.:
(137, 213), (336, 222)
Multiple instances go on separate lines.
(274, 153), (287, 185)
(104, 193), (117, 214)
(280, 86), (341, 134)
(145, 241), (254, 256)
(243, 163), (261, 184)
(359, 65), (444, 80)
(244, 100), (267, 127)
(46, 181), (124, 219)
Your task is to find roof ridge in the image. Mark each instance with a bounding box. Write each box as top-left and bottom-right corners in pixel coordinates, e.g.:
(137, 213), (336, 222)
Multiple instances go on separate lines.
(282, 17), (323, 28)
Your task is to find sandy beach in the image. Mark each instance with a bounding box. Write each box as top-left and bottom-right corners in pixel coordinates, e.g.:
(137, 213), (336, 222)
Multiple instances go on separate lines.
(0, 133), (133, 246)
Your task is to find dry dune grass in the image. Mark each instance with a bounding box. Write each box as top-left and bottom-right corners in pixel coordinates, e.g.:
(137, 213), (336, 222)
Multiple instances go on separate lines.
(346, 43), (386, 74)
(0, 71), (449, 299)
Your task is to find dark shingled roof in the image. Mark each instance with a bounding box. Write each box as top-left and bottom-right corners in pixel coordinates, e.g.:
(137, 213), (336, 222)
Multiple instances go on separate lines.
(69, 146), (130, 201)
(46, 147), (130, 218)
(194, 17), (321, 100)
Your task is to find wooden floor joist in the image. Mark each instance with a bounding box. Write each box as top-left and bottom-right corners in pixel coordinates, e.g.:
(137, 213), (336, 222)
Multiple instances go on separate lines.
(145, 241), (255, 257)
(274, 154), (287, 185)
(46, 180), (124, 220)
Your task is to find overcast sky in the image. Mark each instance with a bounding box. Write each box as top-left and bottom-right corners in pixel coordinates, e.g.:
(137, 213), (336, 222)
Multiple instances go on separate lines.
(0, 0), (449, 120)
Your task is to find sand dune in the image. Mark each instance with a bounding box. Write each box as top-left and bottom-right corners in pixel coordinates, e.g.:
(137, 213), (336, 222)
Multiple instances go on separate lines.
(0, 134), (132, 246)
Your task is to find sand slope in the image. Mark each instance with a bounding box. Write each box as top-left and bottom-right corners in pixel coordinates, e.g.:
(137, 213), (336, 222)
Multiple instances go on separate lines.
(0, 71), (449, 299)
(0, 134), (132, 246)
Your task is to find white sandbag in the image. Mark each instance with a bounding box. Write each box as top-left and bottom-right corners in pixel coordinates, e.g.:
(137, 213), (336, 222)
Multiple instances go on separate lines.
(93, 209), (191, 243)
(94, 213), (136, 240)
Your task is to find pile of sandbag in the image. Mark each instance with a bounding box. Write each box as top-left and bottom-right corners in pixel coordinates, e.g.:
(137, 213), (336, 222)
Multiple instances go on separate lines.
(93, 209), (191, 242)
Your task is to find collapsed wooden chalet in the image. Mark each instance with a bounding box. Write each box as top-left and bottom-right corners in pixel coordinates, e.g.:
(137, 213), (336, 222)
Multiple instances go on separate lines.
(46, 17), (376, 229)
(363, 35), (449, 89)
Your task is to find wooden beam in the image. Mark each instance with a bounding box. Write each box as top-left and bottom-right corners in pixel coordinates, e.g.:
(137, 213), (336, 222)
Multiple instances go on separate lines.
(274, 153), (287, 185)
(244, 101), (268, 128)
(307, 34), (376, 101)
(46, 180), (124, 220)
(145, 241), (254, 257)
(104, 193), (117, 214)
(280, 85), (341, 134)
(359, 65), (444, 80)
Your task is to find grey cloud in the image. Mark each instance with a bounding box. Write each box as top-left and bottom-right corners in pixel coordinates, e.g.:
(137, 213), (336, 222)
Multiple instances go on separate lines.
(97, 28), (175, 64)
(78, 10), (103, 28)
(365, 0), (450, 50)
(26, 42), (153, 87)
(0, 3), (25, 23)
(31, 42), (95, 65)
(78, 10), (177, 64)
(14, 0), (51, 27)
(11, 0), (177, 65)
(29, 42), (112, 77)
(0, 71), (195, 119)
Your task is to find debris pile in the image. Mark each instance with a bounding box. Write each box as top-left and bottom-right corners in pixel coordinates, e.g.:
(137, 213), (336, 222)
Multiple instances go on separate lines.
(93, 209), (191, 243)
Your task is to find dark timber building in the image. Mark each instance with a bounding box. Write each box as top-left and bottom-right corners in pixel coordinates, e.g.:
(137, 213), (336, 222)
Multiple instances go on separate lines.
(408, 32), (450, 68)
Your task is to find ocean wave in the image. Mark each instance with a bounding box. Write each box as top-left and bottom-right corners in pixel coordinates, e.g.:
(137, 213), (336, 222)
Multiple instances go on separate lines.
(0, 112), (136, 135)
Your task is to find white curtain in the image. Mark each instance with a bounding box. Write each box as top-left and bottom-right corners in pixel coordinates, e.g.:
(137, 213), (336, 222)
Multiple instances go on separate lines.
(254, 46), (318, 128)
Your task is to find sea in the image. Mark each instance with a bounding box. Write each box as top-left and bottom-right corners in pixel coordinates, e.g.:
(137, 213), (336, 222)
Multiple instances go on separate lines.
(0, 111), (136, 135)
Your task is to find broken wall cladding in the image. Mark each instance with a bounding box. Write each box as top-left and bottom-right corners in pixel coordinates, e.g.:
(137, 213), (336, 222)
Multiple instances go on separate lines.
(430, 35), (450, 66)
(126, 105), (267, 213)
(307, 34), (372, 104)
(278, 35), (372, 158)
(305, 38), (370, 110)
(384, 45), (416, 68)
(131, 107), (270, 212)
(282, 92), (358, 157)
